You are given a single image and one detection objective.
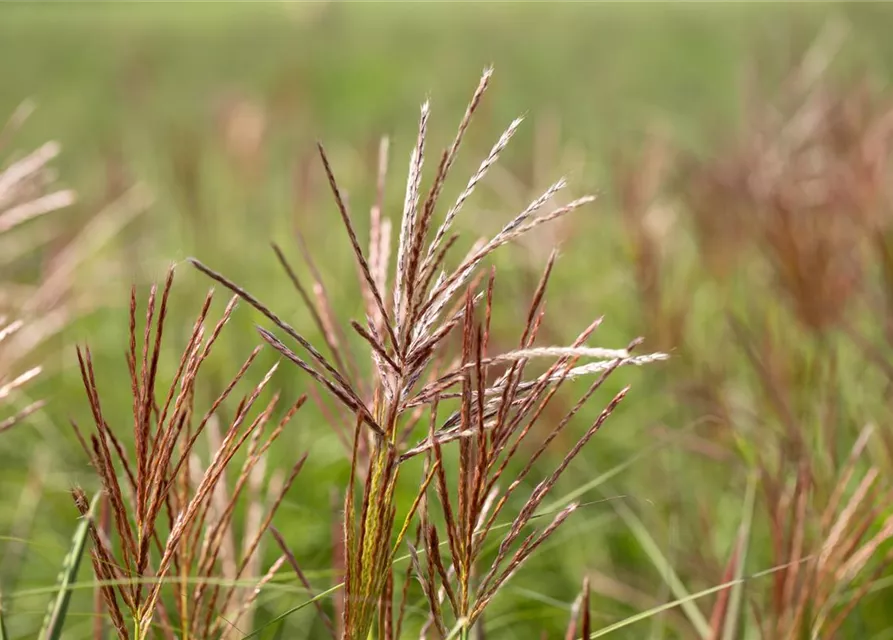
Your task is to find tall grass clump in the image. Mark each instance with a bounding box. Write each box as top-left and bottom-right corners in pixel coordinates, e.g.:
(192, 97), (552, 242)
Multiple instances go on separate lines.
(606, 26), (893, 638)
(185, 67), (665, 638)
(66, 68), (666, 638)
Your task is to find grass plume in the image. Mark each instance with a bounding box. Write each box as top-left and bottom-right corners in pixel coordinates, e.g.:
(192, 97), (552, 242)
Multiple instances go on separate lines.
(190, 67), (665, 638)
(71, 266), (305, 639)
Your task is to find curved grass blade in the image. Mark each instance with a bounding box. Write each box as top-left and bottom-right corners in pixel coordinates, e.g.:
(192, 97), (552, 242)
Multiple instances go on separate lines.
(38, 490), (99, 640)
(541, 442), (661, 513)
(612, 494), (710, 638)
(0, 591), (9, 640)
(542, 422), (702, 514)
(589, 558), (805, 638)
(241, 583), (343, 639)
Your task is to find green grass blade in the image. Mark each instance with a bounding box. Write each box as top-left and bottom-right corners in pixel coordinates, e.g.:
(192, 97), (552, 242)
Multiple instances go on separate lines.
(589, 559), (800, 638)
(612, 494), (711, 638)
(241, 583), (343, 639)
(0, 591), (9, 640)
(722, 472), (756, 640)
(542, 441), (664, 513)
(38, 490), (100, 640)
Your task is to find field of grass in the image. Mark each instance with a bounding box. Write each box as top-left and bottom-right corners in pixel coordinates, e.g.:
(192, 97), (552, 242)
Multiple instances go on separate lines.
(4, 3), (893, 639)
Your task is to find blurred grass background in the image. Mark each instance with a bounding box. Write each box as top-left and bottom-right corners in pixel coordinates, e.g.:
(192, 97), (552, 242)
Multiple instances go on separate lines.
(4, 2), (893, 638)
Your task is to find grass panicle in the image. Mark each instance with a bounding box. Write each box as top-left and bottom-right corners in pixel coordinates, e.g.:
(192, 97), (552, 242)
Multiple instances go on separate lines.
(71, 267), (306, 640)
(190, 68), (665, 638)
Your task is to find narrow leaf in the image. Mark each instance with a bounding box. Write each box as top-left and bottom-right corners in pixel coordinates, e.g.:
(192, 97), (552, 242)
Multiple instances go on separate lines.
(722, 472), (756, 640)
(589, 558), (803, 638)
(613, 496), (711, 638)
(39, 490), (100, 640)
(0, 591), (9, 640)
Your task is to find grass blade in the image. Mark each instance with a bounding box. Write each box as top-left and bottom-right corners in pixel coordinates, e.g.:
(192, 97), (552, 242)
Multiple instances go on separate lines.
(612, 494), (711, 638)
(38, 490), (99, 640)
(541, 441), (664, 513)
(0, 591), (9, 640)
(241, 584), (343, 639)
(589, 558), (804, 638)
(722, 472), (756, 640)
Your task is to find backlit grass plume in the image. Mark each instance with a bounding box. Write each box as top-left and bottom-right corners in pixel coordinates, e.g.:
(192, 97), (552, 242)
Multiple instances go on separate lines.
(191, 68), (666, 638)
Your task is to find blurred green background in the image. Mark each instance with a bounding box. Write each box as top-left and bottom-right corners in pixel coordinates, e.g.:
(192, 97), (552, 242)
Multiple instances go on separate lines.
(4, 2), (893, 638)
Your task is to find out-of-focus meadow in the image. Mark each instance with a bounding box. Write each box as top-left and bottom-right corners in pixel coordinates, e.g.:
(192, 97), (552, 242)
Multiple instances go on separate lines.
(4, 3), (893, 638)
